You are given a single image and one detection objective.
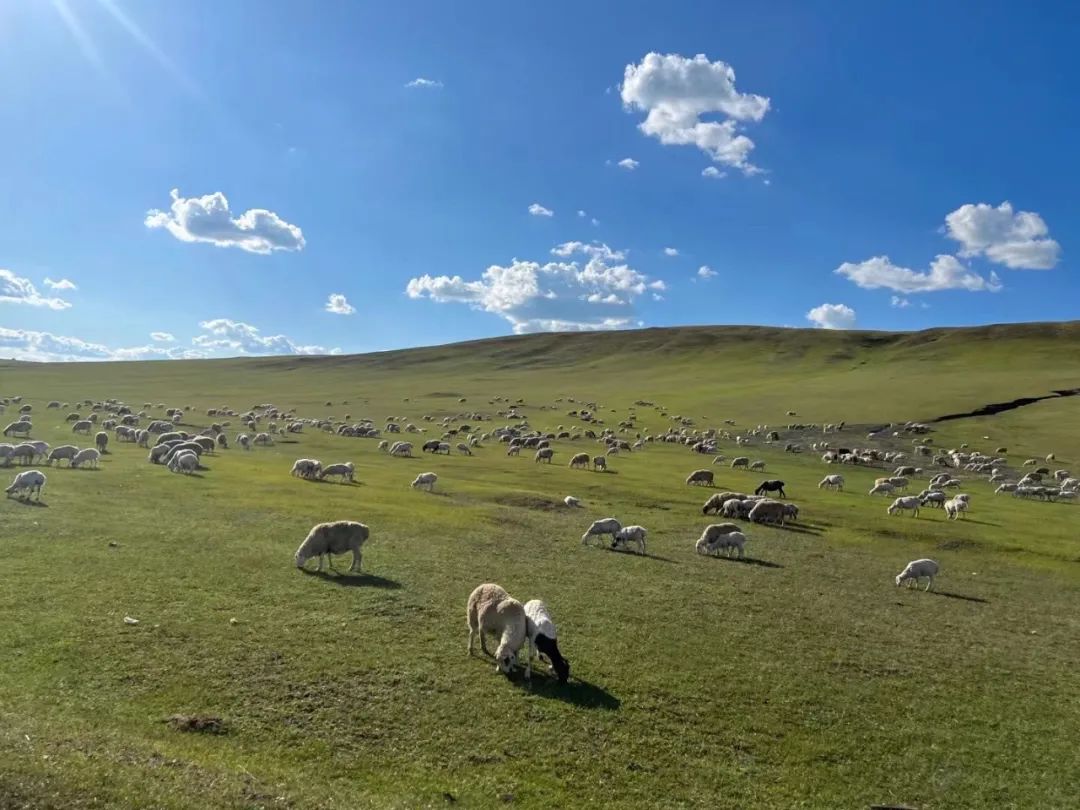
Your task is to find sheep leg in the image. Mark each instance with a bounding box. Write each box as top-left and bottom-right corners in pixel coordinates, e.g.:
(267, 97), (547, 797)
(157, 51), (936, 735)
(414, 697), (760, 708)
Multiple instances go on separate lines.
(317, 554), (327, 572)
(467, 628), (475, 656)
(349, 549), (362, 573)
(925, 576), (934, 592)
(525, 639), (532, 681)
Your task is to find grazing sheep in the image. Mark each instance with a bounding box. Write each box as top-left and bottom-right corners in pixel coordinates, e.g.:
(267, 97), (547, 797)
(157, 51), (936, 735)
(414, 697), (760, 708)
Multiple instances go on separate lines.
(46, 445), (80, 466)
(612, 525), (647, 555)
(320, 462), (355, 483)
(995, 483), (1018, 494)
(506, 445), (521, 457)
(944, 497), (968, 520)
(564, 495), (582, 508)
(95, 431), (109, 453)
(568, 452), (590, 469)
(895, 558), (939, 591)
(534, 447), (554, 463)
(70, 448), (101, 469)
(523, 600), (570, 684)
(695, 523), (742, 554)
(215, 433), (228, 449)
(748, 499), (788, 525)
(411, 471), (438, 491)
(2, 421), (32, 438)
(755, 479), (786, 498)
(887, 496), (921, 517)
(818, 474), (844, 491)
(456, 442), (473, 456)
(167, 450), (199, 474)
(868, 482), (896, 497)
(291, 458), (323, 479)
(592, 455), (607, 471)
(698, 529), (747, 558)
(581, 517), (622, 546)
(749, 460), (766, 472)
(685, 469), (714, 486)
(294, 520), (370, 573)
(390, 441), (414, 457)
(731, 456), (749, 469)
(7, 444), (35, 465)
(712, 455), (726, 465)
(5, 469), (46, 501)
(467, 584), (531, 678)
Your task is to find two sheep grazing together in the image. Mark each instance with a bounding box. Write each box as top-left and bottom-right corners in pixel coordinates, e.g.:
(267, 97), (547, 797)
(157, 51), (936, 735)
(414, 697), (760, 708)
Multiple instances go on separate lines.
(896, 558), (939, 591)
(167, 450), (199, 474)
(467, 584), (532, 679)
(695, 523), (746, 557)
(295, 520), (370, 573)
(5, 469), (46, 501)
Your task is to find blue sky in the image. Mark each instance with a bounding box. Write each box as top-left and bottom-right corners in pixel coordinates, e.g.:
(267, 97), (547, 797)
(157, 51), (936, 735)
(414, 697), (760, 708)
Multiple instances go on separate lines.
(0, 0), (1075, 360)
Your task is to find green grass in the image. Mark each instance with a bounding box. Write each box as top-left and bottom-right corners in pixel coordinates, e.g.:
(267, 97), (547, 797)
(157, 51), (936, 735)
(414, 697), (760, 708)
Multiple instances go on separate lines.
(1, 323), (1078, 809)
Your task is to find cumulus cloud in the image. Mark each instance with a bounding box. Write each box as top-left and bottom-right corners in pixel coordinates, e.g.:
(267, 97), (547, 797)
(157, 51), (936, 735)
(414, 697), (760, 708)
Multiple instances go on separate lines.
(0, 326), (201, 362)
(697, 265), (717, 279)
(325, 293), (356, 315)
(405, 244), (660, 333)
(192, 319), (338, 356)
(621, 52), (770, 174)
(528, 203), (554, 217)
(944, 201), (1060, 270)
(44, 277), (77, 290)
(150, 331), (175, 342)
(405, 77), (443, 89)
(145, 188), (305, 254)
(806, 303), (856, 330)
(701, 166), (726, 179)
(617, 158), (639, 170)
(836, 255), (1002, 294)
(663, 247), (679, 257)
(1, 269), (73, 310)
(577, 210), (587, 218)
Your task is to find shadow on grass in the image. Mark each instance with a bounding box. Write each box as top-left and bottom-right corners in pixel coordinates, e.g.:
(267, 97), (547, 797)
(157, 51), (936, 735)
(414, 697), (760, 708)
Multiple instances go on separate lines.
(602, 546), (678, 564)
(301, 569), (402, 589)
(712, 555), (783, 569)
(515, 670), (620, 710)
(306, 477), (363, 487)
(954, 518), (1001, 527)
(8, 498), (48, 507)
(772, 523), (823, 535)
(930, 590), (990, 604)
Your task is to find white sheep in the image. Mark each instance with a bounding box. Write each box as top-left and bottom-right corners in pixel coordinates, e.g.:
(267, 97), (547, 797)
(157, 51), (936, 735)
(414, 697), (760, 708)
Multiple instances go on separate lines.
(467, 583), (531, 678)
(592, 455), (607, 471)
(685, 469), (714, 486)
(612, 525), (647, 555)
(238, 433), (252, 450)
(818, 474), (844, 491)
(887, 496), (921, 517)
(523, 599), (570, 683)
(290, 458), (323, 479)
(944, 497), (967, 520)
(749, 460), (766, 472)
(534, 447), (554, 463)
(167, 450), (199, 474)
(46, 445), (80, 466)
(411, 471), (438, 491)
(895, 558), (939, 591)
(581, 517), (622, 546)
(70, 448), (101, 469)
(699, 530), (747, 558)
(294, 520), (370, 573)
(868, 482), (896, 496)
(320, 462), (355, 482)
(731, 456), (749, 469)
(748, 499), (787, 525)
(695, 523), (743, 555)
(5, 469), (46, 501)
(2, 421), (32, 438)
(568, 452), (590, 469)
(564, 495), (582, 508)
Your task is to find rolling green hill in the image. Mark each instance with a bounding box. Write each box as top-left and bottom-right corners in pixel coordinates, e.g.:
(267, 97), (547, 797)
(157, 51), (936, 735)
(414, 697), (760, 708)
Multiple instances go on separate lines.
(1, 322), (1078, 809)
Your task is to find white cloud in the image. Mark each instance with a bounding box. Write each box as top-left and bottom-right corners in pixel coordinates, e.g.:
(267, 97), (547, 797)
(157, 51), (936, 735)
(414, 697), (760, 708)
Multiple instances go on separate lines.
(652, 293), (664, 301)
(325, 293), (356, 315)
(528, 203), (554, 217)
(405, 77), (443, 89)
(701, 166), (726, 179)
(836, 255), (1002, 293)
(944, 201), (1060, 270)
(193, 319), (338, 356)
(406, 245), (660, 333)
(145, 188), (305, 254)
(150, 331), (175, 342)
(621, 52), (770, 174)
(617, 158), (639, 170)
(591, 218), (599, 226)
(0, 326), (201, 362)
(697, 265), (717, 279)
(890, 296), (911, 309)
(806, 303), (856, 330)
(663, 247), (679, 257)
(577, 210), (587, 218)
(1, 269), (73, 310)
(44, 277), (77, 291)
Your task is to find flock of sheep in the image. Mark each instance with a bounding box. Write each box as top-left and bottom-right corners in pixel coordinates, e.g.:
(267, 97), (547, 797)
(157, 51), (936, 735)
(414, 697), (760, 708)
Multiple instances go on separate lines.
(3, 392), (1069, 684)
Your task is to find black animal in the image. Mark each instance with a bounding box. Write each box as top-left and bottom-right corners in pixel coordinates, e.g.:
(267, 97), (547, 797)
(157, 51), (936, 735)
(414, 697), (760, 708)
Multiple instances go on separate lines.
(533, 633), (571, 684)
(755, 479), (786, 498)
(421, 439), (441, 453)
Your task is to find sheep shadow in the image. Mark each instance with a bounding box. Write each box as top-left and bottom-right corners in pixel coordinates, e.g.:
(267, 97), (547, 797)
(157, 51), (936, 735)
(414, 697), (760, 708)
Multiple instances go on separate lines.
(929, 590), (989, 604)
(769, 523), (823, 536)
(716, 556), (783, 569)
(306, 478), (363, 487)
(601, 546), (678, 564)
(8, 498), (48, 508)
(952, 518), (1001, 528)
(301, 570), (402, 589)
(514, 670), (620, 710)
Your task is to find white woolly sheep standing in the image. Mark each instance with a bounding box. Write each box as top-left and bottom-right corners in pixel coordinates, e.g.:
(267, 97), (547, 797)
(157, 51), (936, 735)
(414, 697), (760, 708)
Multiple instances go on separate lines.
(294, 520), (370, 573)
(887, 496), (921, 517)
(895, 558), (939, 591)
(685, 469), (714, 486)
(695, 523), (743, 555)
(467, 583), (531, 678)
(581, 517), (622, 546)
(320, 462), (355, 482)
(612, 525), (647, 555)
(944, 497), (968, 520)
(564, 495), (582, 508)
(411, 472), (438, 491)
(5, 469), (46, 501)
(167, 450), (199, 474)
(46, 445), (80, 466)
(818, 474), (844, 491)
(70, 448), (101, 469)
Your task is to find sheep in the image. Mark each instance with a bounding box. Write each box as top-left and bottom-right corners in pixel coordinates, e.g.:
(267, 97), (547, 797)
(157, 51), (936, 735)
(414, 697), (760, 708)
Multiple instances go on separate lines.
(506, 445), (521, 457)
(612, 525), (647, 555)
(291, 459), (323, 479)
(167, 450), (199, 474)
(467, 583), (531, 678)
(70, 448), (101, 469)
(320, 462), (355, 483)
(695, 523), (742, 554)
(748, 499), (788, 525)
(191, 436), (216, 454)
(995, 483), (1018, 494)
(895, 558), (939, 591)
(46, 445), (80, 466)
(456, 442), (473, 456)
(749, 460), (766, 472)
(730, 456), (749, 469)
(592, 455), (607, 471)
(868, 482), (895, 496)
(534, 447), (554, 463)
(564, 495), (582, 508)
(818, 474), (844, 491)
(944, 497), (967, 520)
(238, 433), (252, 450)
(215, 433), (228, 449)
(698, 530), (747, 558)
(294, 520), (370, 573)
(5, 469), (46, 501)
(3, 421), (32, 437)
(411, 471), (438, 491)
(581, 518), (622, 546)
(568, 452), (590, 469)
(887, 496), (921, 517)
(436, 442), (451, 455)
(95, 431), (109, 453)
(920, 491), (948, 507)
(720, 498), (752, 519)
(886, 476), (909, 491)
(755, 480), (786, 498)
(7, 444), (35, 465)
(685, 469), (714, 487)
(523, 600), (570, 683)
(390, 441), (414, 457)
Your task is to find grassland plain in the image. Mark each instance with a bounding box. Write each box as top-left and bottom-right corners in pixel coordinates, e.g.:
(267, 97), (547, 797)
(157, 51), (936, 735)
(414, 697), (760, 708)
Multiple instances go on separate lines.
(1, 323), (1078, 809)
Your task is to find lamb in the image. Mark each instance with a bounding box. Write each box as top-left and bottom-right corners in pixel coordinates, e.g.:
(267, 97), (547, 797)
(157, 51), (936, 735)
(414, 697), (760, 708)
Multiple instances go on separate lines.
(944, 497), (967, 520)
(868, 482), (895, 496)
(895, 558), (939, 591)
(564, 495), (582, 508)
(70, 448), (101, 469)
(411, 472), (438, 491)
(612, 525), (647, 555)
(467, 584), (531, 678)
(887, 496), (921, 517)
(748, 499), (788, 525)
(581, 517), (622, 546)
(320, 462), (355, 482)
(534, 447), (554, 463)
(167, 450), (199, 474)
(294, 520), (370, 573)
(291, 458), (323, 479)
(5, 469), (46, 501)
(523, 600), (570, 683)
(46, 445), (80, 466)
(730, 456), (749, 469)
(568, 452), (590, 469)
(685, 469), (714, 486)
(695, 522), (742, 554)
(818, 474), (844, 491)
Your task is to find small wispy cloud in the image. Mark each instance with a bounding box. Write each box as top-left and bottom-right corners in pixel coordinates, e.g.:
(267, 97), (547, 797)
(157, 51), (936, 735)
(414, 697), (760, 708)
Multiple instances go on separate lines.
(697, 265), (717, 279)
(406, 77), (443, 89)
(702, 167), (726, 180)
(44, 277), (78, 291)
(617, 158), (639, 171)
(663, 247), (679, 257)
(150, 332), (175, 342)
(528, 203), (554, 217)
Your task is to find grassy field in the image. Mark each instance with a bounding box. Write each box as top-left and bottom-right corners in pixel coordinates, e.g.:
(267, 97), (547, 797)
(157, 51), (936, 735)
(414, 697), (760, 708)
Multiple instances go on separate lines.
(1, 323), (1078, 809)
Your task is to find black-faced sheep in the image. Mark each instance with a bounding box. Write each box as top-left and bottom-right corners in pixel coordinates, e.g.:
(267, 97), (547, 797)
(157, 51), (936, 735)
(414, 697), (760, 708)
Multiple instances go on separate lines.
(524, 599), (569, 683)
